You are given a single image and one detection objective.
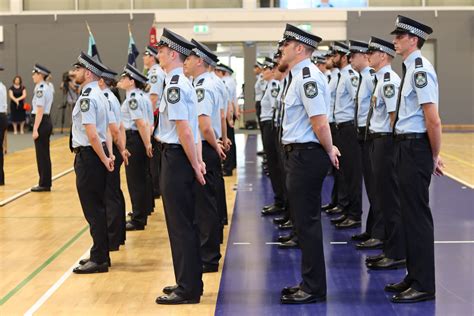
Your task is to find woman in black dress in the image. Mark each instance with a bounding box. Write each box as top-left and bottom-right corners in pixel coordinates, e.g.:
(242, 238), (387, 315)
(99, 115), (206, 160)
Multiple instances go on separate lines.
(8, 76), (27, 134)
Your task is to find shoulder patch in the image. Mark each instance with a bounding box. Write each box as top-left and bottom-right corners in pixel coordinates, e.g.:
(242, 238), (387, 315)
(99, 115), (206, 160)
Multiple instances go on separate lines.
(150, 75), (158, 84)
(351, 76), (359, 87)
(303, 81), (318, 98)
(196, 88), (205, 102)
(384, 72), (391, 82)
(35, 90), (44, 98)
(383, 84), (395, 98)
(415, 57), (423, 69)
(170, 75), (180, 85)
(414, 71), (428, 88)
(128, 98), (138, 110)
(271, 87), (279, 98)
(302, 67), (311, 79)
(167, 87), (180, 104)
(196, 78), (204, 86)
(80, 98), (90, 112)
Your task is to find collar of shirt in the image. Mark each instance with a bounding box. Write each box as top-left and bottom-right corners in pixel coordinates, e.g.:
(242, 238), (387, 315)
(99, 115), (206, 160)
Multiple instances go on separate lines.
(193, 71), (210, 86)
(103, 87), (112, 97)
(36, 80), (46, 88)
(82, 80), (99, 92)
(126, 87), (141, 99)
(340, 64), (352, 74)
(403, 50), (422, 68)
(165, 67), (184, 81)
(376, 64), (393, 81)
(290, 58), (312, 77)
(331, 68), (340, 76)
(361, 66), (372, 76)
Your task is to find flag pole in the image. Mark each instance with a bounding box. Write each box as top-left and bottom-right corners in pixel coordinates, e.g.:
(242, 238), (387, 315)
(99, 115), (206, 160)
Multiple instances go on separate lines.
(86, 21), (92, 35)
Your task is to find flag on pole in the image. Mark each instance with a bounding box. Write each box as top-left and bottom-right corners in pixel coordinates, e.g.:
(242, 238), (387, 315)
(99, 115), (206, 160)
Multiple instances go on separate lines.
(127, 24), (140, 67)
(86, 22), (101, 61)
(149, 19), (157, 46)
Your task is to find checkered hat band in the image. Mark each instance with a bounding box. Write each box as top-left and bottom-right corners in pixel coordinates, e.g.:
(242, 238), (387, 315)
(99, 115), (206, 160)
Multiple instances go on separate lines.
(215, 65), (227, 72)
(102, 72), (116, 80)
(145, 48), (157, 56)
(369, 43), (395, 57)
(396, 22), (429, 40)
(284, 30), (318, 48)
(350, 45), (368, 53)
(33, 67), (49, 75)
(192, 48), (215, 66)
(161, 36), (191, 56)
(78, 56), (102, 76)
(334, 45), (349, 54)
(124, 68), (145, 83)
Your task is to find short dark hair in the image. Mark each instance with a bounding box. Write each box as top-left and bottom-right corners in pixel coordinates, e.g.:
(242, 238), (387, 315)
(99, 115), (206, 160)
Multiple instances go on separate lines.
(408, 34), (425, 49)
(177, 52), (187, 63)
(135, 80), (146, 90)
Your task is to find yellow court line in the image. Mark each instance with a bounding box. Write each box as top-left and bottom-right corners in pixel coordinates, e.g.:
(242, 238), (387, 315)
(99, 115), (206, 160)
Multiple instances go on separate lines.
(440, 151), (474, 168)
(444, 171), (474, 189)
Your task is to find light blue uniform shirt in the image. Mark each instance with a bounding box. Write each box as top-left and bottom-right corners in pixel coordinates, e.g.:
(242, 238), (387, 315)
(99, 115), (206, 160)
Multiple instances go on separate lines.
(147, 64), (166, 99)
(0, 82), (7, 113)
(194, 71), (222, 139)
(103, 88), (122, 125)
(211, 71), (228, 116)
(369, 65), (400, 133)
(395, 50), (439, 134)
(255, 74), (266, 102)
(71, 81), (109, 147)
(156, 67), (199, 144)
(356, 66), (375, 127)
(121, 88), (148, 131)
(32, 80), (53, 114)
(140, 91), (154, 126)
(328, 68), (340, 123)
(282, 58), (330, 145)
(260, 79), (279, 122)
(334, 64), (358, 124)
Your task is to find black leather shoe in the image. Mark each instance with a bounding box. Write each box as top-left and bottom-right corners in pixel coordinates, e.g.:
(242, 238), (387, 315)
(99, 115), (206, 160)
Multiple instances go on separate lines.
(126, 221), (145, 231)
(273, 216), (289, 225)
(278, 238), (299, 249)
(261, 205), (284, 216)
(202, 264), (218, 273)
(326, 205), (343, 215)
(336, 218), (361, 229)
(365, 253), (385, 264)
(351, 231), (371, 241)
(73, 261), (108, 274)
(31, 186), (51, 192)
(278, 220), (293, 230)
(79, 257), (111, 267)
(277, 233), (294, 243)
(281, 285), (300, 296)
(163, 284), (178, 295)
(356, 238), (384, 250)
(321, 203), (336, 211)
(155, 292), (200, 305)
(262, 203), (274, 210)
(384, 280), (411, 293)
(391, 288), (435, 303)
(330, 214), (347, 224)
(367, 257), (406, 270)
(280, 289), (326, 304)
(223, 170), (233, 177)
(257, 150), (265, 156)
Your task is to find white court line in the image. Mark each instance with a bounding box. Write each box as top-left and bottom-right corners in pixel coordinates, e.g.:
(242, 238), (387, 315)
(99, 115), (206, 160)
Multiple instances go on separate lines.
(444, 171), (474, 189)
(330, 242), (348, 245)
(24, 249), (89, 316)
(233, 242), (251, 245)
(435, 241), (474, 244)
(265, 242), (281, 245)
(0, 167), (74, 207)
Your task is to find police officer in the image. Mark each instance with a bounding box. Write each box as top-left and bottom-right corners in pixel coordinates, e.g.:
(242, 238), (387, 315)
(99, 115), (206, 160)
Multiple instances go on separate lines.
(99, 67), (129, 251)
(154, 28), (205, 305)
(184, 39), (226, 273)
(31, 64), (54, 192)
(363, 36), (406, 269)
(119, 64), (153, 231)
(143, 45), (166, 198)
(278, 24), (339, 304)
(331, 41), (363, 229)
(70, 52), (114, 274)
(0, 65), (7, 185)
(386, 15), (443, 303)
(254, 61), (265, 130)
(347, 40), (379, 246)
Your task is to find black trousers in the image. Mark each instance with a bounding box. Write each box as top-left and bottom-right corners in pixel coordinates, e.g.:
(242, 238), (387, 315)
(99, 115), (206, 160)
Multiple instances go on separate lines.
(371, 136), (404, 259)
(160, 145), (203, 298)
(195, 142), (222, 267)
(285, 144), (330, 295)
(105, 144), (126, 249)
(0, 113), (8, 185)
(223, 120), (236, 173)
(74, 148), (109, 264)
(395, 137), (435, 293)
(150, 137), (162, 197)
(255, 101), (262, 128)
(331, 123), (348, 208)
(34, 115), (53, 188)
(336, 124), (362, 220)
(261, 121), (285, 207)
(145, 153), (155, 215)
(125, 131), (149, 227)
(216, 162), (228, 227)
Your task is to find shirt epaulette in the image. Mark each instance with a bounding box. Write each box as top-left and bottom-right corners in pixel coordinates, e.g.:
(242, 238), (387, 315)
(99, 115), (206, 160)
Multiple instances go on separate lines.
(196, 78), (204, 86)
(384, 72), (391, 82)
(82, 87), (92, 97)
(170, 75), (180, 84)
(415, 57), (423, 68)
(302, 67), (311, 79)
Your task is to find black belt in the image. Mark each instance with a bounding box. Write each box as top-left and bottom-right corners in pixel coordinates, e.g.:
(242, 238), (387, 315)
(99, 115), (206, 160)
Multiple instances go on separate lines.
(370, 132), (392, 139)
(394, 133), (427, 142)
(335, 120), (354, 129)
(283, 142), (321, 152)
(126, 130), (139, 136)
(73, 143), (106, 154)
(357, 126), (367, 134)
(161, 143), (182, 150)
(329, 122), (336, 128)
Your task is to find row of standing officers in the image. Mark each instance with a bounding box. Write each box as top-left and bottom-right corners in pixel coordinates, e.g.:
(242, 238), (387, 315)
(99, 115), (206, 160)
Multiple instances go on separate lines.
(256, 15), (443, 305)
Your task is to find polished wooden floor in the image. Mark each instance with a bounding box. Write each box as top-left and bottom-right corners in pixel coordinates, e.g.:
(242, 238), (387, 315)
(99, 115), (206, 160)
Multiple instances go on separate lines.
(0, 132), (471, 315)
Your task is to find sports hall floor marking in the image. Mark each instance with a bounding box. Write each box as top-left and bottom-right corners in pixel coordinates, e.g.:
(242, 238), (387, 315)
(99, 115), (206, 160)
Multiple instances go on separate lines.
(444, 171), (474, 189)
(0, 225), (88, 306)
